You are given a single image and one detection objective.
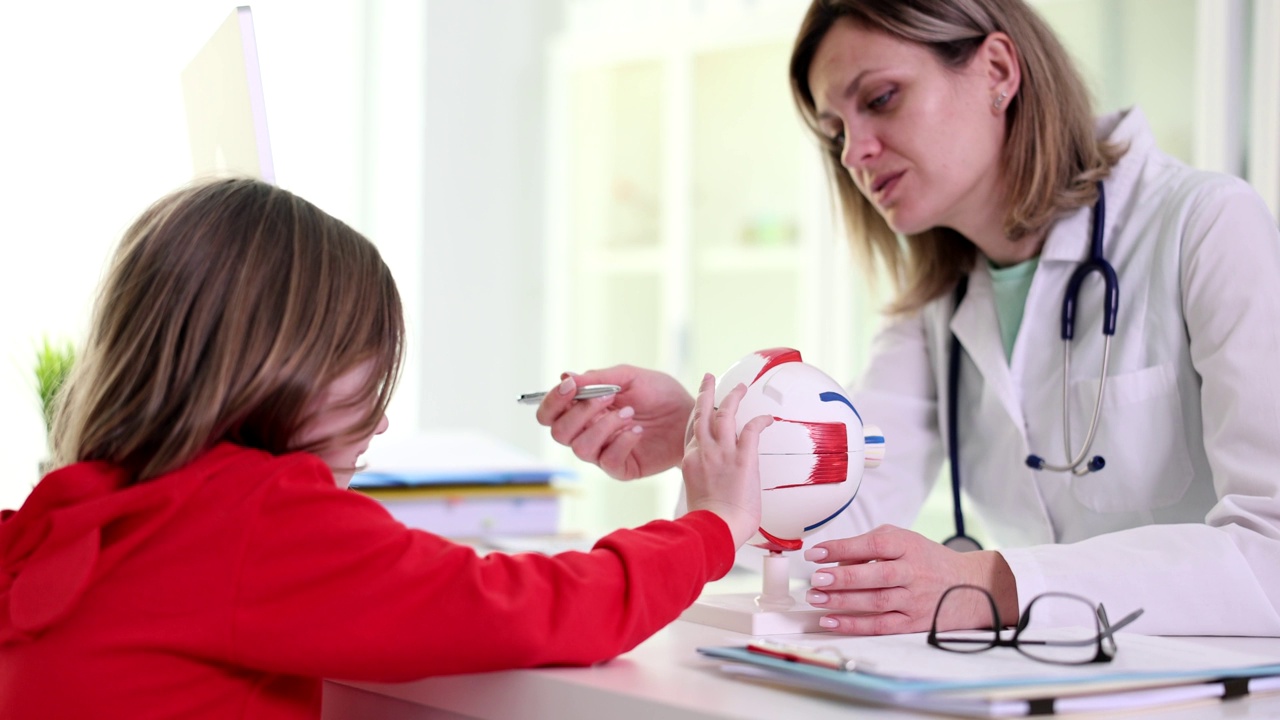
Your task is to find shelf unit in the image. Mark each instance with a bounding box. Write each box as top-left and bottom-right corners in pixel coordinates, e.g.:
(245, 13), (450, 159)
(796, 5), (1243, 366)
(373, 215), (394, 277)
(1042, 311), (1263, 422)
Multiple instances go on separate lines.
(542, 1), (880, 534)
(540, 0), (1241, 540)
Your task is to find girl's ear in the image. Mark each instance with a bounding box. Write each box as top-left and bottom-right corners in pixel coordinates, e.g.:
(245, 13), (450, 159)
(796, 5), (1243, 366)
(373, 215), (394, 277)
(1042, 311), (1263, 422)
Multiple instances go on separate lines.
(979, 31), (1021, 113)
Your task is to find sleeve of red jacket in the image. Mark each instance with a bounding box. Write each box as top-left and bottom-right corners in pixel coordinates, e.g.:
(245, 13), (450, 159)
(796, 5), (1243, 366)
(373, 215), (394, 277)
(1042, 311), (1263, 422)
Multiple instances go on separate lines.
(227, 455), (735, 681)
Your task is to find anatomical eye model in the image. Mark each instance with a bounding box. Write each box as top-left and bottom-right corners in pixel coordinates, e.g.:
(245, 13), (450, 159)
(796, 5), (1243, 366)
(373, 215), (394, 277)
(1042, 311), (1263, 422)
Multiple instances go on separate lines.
(715, 347), (884, 554)
(680, 347), (885, 633)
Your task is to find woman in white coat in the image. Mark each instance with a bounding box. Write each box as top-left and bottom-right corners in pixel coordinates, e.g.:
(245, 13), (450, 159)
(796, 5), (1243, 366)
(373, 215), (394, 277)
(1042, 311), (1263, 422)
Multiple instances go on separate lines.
(535, 0), (1280, 637)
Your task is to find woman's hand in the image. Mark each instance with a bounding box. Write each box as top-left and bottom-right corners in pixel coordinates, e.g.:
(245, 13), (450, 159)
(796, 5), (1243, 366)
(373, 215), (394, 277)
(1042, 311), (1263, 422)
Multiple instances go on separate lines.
(534, 365), (693, 480)
(801, 525), (1018, 634)
(681, 374), (773, 548)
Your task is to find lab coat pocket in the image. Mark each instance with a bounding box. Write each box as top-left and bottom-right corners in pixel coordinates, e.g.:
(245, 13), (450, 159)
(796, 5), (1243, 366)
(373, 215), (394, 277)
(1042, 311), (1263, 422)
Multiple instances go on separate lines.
(1068, 362), (1193, 513)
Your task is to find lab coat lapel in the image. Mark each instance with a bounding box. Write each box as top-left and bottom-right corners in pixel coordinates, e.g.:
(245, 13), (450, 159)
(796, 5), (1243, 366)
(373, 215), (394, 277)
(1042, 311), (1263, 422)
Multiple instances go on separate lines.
(949, 269), (1056, 547)
(950, 268), (1024, 431)
(1012, 204), (1090, 390)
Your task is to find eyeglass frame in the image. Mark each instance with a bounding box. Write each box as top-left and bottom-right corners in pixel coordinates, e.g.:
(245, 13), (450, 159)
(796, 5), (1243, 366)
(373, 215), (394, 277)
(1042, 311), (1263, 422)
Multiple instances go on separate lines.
(926, 584), (1145, 665)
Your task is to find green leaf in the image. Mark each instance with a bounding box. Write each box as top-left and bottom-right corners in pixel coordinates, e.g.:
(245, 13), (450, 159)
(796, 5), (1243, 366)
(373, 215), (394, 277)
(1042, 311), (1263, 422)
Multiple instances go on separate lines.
(34, 336), (76, 434)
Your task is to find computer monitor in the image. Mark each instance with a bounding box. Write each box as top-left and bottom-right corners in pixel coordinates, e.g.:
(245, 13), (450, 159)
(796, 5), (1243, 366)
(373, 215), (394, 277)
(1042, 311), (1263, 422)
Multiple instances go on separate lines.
(181, 6), (274, 183)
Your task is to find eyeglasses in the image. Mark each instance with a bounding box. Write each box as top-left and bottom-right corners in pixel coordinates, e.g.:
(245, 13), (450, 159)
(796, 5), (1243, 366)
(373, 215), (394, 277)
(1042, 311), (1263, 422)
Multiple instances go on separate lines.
(927, 584), (1144, 665)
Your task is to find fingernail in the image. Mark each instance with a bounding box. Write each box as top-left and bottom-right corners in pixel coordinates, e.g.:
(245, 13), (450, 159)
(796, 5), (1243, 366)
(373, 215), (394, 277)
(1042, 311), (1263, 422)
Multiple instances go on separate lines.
(804, 547), (829, 562)
(631, 425), (644, 434)
(811, 572), (833, 587)
(806, 590), (828, 604)
(618, 406), (635, 419)
(557, 377), (575, 395)
(819, 617), (839, 629)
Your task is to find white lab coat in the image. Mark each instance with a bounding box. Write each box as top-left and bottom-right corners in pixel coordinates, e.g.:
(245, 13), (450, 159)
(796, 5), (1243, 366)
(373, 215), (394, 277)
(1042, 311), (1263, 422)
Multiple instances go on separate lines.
(781, 108), (1280, 635)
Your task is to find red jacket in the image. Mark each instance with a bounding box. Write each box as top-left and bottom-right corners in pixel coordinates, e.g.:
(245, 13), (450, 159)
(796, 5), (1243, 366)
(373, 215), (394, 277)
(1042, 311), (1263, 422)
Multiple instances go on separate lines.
(0, 443), (733, 719)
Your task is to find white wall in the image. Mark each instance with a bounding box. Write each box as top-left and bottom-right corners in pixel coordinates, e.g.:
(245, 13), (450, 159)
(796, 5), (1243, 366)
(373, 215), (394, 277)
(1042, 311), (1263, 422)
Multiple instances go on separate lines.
(5, 0), (1268, 516)
(417, 2), (560, 453)
(1249, 0), (1280, 218)
(0, 0), (438, 509)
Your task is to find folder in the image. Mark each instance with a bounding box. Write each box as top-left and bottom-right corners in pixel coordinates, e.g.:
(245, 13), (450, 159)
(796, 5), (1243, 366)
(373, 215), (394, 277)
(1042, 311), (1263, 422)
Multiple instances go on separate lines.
(699, 631), (1280, 717)
(352, 430), (572, 488)
(351, 430), (573, 537)
(363, 487), (562, 539)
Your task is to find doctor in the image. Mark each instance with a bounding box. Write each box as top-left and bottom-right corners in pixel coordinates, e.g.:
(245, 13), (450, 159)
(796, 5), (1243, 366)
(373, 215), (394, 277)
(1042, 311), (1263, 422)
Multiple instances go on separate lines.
(535, 0), (1280, 636)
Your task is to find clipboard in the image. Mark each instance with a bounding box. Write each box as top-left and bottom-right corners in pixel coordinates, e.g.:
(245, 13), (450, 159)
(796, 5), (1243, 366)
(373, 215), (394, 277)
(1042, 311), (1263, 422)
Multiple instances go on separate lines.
(698, 632), (1280, 717)
(707, 654), (1280, 717)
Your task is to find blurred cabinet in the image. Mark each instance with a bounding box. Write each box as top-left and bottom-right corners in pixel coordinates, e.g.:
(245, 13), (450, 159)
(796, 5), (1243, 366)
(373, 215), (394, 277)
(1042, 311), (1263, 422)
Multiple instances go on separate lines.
(542, 0), (1270, 539)
(1032, 0), (1199, 163)
(543, 1), (876, 534)
(1034, 0), (1279, 216)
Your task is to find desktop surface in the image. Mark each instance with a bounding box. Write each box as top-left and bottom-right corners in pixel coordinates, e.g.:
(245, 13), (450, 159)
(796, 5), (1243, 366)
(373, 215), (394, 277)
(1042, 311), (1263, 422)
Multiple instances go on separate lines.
(322, 570), (1280, 720)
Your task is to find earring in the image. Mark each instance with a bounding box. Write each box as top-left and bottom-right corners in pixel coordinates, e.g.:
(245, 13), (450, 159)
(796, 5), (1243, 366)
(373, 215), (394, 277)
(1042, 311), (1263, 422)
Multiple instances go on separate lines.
(993, 91), (1009, 110)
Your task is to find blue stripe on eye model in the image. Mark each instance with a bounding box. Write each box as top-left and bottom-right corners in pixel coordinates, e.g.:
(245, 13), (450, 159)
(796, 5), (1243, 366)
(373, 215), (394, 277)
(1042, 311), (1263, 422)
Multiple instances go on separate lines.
(805, 489), (858, 531)
(819, 391), (861, 423)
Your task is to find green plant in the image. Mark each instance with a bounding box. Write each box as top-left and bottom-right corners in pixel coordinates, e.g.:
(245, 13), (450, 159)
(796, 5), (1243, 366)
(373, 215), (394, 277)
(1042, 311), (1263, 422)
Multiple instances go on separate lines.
(34, 337), (76, 437)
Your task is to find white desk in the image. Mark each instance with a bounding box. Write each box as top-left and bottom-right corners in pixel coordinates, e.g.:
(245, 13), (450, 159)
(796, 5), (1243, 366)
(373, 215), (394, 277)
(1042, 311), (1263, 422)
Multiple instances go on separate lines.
(321, 571), (1280, 719)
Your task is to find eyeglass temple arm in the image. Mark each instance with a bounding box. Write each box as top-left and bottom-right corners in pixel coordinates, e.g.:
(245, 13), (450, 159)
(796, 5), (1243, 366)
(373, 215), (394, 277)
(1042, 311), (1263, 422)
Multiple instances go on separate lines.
(1097, 604), (1145, 642)
(1017, 605), (1145, 649)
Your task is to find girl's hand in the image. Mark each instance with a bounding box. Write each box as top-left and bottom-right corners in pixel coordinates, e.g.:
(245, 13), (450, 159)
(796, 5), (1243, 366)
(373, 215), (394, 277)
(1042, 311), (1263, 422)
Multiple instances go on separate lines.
(801, 525), (1018, 634)
(681, 374), (773, 548)
(535, 366), (693, 480)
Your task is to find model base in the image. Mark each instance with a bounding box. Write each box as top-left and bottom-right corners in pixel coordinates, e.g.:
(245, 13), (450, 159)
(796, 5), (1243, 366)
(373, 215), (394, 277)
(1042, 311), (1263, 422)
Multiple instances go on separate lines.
(679, 592), (828, 635)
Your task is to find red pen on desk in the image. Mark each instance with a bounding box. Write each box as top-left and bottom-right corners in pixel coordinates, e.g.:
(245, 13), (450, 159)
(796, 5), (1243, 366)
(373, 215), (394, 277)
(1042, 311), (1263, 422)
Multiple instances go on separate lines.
(746, 639), (861, 672)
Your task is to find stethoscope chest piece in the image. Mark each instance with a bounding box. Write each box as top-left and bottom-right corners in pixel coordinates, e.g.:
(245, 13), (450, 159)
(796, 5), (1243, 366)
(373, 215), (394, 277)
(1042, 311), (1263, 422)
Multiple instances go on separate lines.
(943, 534), (984, 553)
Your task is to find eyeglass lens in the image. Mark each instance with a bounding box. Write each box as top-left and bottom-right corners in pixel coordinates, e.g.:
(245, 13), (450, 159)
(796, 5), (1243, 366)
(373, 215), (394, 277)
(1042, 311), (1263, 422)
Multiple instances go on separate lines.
(931, 586), (1002, 653)
(1016, 593), (1103, 664)
(933, 587), (1104, 664)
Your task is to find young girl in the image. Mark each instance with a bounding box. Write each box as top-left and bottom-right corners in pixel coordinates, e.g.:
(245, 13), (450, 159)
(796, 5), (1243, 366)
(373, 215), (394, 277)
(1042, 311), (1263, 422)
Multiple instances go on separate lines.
(0, 178), (771, 718)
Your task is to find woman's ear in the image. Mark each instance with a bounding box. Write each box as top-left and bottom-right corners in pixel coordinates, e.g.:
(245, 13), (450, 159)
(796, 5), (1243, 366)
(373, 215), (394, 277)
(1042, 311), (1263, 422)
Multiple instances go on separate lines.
(979, 31), (1021, 112)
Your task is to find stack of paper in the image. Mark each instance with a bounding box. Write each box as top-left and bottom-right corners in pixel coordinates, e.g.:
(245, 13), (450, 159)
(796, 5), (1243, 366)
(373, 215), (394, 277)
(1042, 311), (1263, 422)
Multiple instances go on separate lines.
(351, 431), (574, 539)
(699, 631), (1280, 717)
(353, 430), (570, 487)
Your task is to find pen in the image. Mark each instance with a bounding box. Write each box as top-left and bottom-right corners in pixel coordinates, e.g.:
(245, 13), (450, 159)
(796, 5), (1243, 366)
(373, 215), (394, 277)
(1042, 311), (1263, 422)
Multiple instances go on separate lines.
(517, 384), (621, 405)
(746, 639), (865, 673)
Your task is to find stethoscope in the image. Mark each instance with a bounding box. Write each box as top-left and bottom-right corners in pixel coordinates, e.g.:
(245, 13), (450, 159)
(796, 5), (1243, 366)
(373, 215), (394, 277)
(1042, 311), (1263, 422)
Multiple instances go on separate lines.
(943, 181), (1119, 552)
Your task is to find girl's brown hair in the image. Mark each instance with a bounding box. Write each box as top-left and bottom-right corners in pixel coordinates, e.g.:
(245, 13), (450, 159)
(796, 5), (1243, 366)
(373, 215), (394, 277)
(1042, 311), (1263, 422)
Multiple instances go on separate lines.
(52, 177), (404, 482)
(789, 0), (1123, 313)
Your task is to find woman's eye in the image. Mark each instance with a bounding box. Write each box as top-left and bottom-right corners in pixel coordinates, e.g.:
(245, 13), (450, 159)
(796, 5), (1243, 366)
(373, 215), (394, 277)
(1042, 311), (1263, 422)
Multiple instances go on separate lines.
(829, 131), (845, 149)
(868, 89), (895, 110)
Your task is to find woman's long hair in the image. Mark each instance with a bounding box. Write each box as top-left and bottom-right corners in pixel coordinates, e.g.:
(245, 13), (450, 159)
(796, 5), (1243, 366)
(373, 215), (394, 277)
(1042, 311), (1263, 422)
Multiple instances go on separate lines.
(789, 0), (1123, 313)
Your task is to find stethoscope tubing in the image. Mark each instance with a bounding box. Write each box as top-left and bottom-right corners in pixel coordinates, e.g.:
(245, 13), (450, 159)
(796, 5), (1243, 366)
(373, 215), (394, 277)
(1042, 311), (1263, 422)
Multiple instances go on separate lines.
(946, 321), (971, 549)
(1060, 183), (1120, 340)
(946, 181), (1119, 550)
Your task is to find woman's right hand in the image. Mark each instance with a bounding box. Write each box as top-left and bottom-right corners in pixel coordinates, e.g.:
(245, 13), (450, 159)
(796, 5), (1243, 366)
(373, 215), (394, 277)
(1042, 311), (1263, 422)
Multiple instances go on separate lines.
(535, 365), (693, 480)
(681, 373), (772, 548)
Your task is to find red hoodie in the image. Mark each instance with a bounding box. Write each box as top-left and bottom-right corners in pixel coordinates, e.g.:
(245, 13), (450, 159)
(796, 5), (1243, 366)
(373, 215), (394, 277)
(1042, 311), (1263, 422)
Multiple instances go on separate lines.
(0, 443), (733, 719)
